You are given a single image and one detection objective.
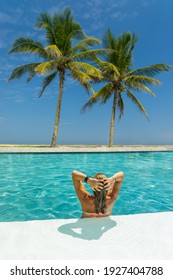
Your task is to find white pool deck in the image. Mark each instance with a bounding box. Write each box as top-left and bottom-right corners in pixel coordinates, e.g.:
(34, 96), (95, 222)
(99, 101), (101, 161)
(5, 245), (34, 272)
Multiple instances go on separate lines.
(0, 212), (172, 260)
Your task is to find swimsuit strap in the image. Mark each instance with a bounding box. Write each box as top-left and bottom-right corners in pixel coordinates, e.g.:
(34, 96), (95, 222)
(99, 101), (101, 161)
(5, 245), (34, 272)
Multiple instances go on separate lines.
(82, 211), (111, 218)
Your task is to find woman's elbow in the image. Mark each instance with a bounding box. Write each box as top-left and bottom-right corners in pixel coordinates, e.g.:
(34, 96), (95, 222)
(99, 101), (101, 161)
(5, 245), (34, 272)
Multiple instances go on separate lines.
(72, 170), (78, 179)
(119, 171), (124, 181)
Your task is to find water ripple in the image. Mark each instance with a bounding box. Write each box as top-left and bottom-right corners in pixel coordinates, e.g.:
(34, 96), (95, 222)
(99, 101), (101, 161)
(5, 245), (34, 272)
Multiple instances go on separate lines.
(0, 152), (173, 221)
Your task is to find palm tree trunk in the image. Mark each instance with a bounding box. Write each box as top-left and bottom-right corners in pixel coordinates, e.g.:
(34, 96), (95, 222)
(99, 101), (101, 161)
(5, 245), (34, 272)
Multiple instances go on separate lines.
(109, 92), (117, 147)
(51, 71), (64, 147)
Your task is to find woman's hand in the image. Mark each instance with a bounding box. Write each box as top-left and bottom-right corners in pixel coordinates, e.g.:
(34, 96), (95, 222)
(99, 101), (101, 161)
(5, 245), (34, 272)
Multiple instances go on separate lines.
(88, 177), (104, 191)
(102, 177), (116, 192)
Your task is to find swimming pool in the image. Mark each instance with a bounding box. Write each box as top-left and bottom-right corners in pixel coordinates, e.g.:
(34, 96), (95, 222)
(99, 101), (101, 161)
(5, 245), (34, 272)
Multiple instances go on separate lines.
(0, 152), (173, 222)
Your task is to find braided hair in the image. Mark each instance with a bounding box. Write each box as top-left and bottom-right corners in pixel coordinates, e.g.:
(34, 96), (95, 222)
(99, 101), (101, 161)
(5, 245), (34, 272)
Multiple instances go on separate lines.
(93, 173), (108, 214)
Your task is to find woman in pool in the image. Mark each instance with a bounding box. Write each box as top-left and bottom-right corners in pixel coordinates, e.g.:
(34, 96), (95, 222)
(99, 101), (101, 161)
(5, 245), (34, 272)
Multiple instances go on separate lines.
(72, 170), (124, 218)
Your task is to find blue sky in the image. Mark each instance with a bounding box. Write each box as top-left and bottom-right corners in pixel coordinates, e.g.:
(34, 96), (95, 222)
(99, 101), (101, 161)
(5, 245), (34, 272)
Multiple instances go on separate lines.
(0, 0), (173, 145)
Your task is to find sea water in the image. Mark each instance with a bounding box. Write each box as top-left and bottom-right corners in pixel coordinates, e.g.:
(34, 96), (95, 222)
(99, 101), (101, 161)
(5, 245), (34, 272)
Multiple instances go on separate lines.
(0, 152), (173, 221)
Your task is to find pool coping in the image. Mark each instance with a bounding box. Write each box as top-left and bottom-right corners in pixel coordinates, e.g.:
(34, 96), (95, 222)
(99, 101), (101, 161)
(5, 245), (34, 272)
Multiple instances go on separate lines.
(0, 145), (173, 153)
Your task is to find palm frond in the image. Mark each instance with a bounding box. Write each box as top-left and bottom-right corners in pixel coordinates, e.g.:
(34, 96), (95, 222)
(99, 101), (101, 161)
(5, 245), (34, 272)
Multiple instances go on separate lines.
(56, 24), (83, 55)
(102, 30), (137, 72)
(119, 32), (137, 54)
(127, 89), (149, 119)
(117, 93), (125, 122)
(124, 75), (160, 95)
(8, 63), (40, 81)
(102, 28), (116, 50)
(81, 96), (99, 112)
(73, 48), (107, 61)
(45, 45), (62, 59)
(72, 37), (101, 53)
(36, 12), (52, 29)
(52, 8), (84, 53)
(115, 32), (137, 71)
(59, 7), (72, 22)
(35, 61), (57, 75)
(97, 60), (120, 80)
(123, 75), (160, 87)
(39, 71), (57, 97)
(35, 12), (56, 45)
(82, 83), (114, 112)
(70, 62), (103, 80)
(81, 82), (96, 96)
(127, 64), (171, 77)
(58, 8), (84, 40)
(70, 68), (92, 85)
(100, 87), (114, 105)
(94, 83), (114, 101)
(26, 70), (37, 82)
(8, 38), (48, 58)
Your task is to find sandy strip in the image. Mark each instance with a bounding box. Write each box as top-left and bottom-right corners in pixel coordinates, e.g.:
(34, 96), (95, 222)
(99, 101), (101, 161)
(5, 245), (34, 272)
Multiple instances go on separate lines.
(0, 145), (173, 153)
(0, 212), (172, 260)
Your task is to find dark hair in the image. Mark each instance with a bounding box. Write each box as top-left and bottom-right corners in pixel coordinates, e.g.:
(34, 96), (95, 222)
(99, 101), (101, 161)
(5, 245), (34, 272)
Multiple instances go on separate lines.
(93, 173), (108, 214)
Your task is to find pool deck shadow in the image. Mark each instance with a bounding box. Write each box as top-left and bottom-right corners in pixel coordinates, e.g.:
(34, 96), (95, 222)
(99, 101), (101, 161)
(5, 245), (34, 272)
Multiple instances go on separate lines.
(0, 212), (172, 259)
(58, 217), (117, 240)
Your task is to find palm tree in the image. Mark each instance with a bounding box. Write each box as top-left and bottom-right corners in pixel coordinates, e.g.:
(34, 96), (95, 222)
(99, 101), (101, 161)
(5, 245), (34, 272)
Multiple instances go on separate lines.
(82, 30), (170, 146)
(8, 8), (103, 147)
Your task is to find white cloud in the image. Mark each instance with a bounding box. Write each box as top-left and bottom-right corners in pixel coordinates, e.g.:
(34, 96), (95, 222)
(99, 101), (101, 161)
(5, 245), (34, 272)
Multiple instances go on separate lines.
(0, 11), (12, 23)
(48, 1), (71, 15)
(111, 11), (138, 21)
(67, 0), (131, 34)
(141, 0), (156, 7)
(111, 11), (128, 21)
(0, 8), (24, 25)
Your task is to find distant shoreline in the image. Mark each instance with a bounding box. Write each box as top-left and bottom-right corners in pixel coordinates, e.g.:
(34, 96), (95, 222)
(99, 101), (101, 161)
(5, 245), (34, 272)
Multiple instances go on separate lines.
(0, 144), (173, 153)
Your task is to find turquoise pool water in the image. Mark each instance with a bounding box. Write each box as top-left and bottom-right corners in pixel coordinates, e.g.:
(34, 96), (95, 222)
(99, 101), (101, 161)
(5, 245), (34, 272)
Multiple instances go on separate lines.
(0, 152), (173, 222)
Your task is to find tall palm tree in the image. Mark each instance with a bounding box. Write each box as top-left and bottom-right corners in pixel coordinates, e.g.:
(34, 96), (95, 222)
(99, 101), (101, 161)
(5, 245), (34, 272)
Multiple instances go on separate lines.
(82, 30), (170, 146)
(8, 8), (103, 147)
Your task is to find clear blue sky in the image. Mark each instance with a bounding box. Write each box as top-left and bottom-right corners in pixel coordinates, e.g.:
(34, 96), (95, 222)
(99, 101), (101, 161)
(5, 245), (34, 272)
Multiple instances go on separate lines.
(0, 0), (173, 145)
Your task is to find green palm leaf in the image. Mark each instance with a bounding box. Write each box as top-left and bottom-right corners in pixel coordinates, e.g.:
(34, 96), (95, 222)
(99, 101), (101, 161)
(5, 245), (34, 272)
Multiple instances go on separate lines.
(35, 12), (56, 45)
(97, 60), (120, 80)
(125, 75), (160, 85)
(99, 84), (114, 104)
(70, 68), (96, 95)
(81, 82), (96, 96)
(82, 83), (114, 112)
(45, 45), (62, 59)
(124, 75), (160, 95)
(127, 90), (149, 119)
(70, 68), (92, 84)
(128, 64), (171, 77)
(72, 37), (101, 53)
(73, 49), (107, 61)
(8, 63), (40, 81)
(81, 96), (99, 112)
(94, 83), (114, 101)
(125, 74), (160, 85)
(70, 62), (103, 79)
(35, 61), (58, 75)
(8, 38), (48, 58)
(117, 93), (125, 122)
(39, 71), (57, 97)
